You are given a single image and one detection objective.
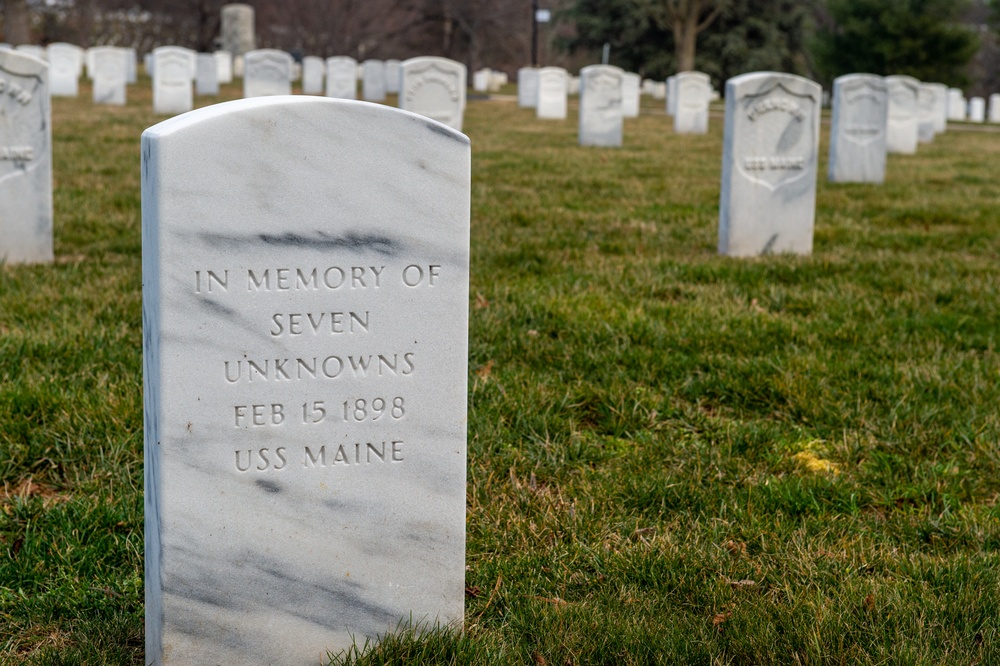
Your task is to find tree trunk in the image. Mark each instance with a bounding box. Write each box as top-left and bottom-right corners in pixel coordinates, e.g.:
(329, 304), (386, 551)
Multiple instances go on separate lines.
(673, 11), (698, 71)
(5, 0), (31, 45)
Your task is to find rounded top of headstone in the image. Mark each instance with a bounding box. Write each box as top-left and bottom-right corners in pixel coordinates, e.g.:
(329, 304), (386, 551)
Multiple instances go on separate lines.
(0, 46), (48, 74)
(142, 95), (469, 146)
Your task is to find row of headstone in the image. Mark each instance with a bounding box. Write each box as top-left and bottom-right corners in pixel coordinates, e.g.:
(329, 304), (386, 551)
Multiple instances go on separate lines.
(472, 68), (507, 93)
(517, 66), (641, 121)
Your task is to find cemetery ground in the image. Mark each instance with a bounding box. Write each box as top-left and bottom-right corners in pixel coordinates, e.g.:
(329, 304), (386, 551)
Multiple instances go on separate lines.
(2, 77), (1000, 665)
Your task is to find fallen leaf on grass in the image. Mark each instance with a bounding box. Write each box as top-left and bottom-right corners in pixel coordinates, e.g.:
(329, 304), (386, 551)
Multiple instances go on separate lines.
(527, 595), (568, 607)
(726, 578), (757, 590)
(792, 450), (841, 475)
(475, 293), (489, 309)
(712, 612), (732, 627)
(724, 540), (747, 556)
(527, 329), (539, 336)
(465, 586), (481, 599)
(533, 653), (548, 666)
(475, 360), (495, 380)
(863, 593), (875, 611)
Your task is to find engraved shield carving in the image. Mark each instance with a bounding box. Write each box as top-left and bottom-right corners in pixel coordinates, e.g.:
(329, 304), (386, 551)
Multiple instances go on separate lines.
(735, 82), (817, 192)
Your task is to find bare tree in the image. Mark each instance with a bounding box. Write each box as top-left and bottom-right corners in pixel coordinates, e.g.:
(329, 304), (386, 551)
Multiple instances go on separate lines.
(4, 0), (32, 44)
(647, 0), (728, 71)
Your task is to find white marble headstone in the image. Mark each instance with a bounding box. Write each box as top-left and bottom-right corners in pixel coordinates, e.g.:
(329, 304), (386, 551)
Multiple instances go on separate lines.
(674, 71), (712, 134)
(828, 74), (887, 183)
(46, 42), (80, 97)
(989, 94), (1000, 123)
(0, 49), (52, 265)
(578, 64), (624, 147)
(622, 72), (640, 118)
(399, 56), (466, 131)
(214, 51), (233, 84)
(153, 47), (195, 115)
(947, 88), (966, 121)
(719, 72), (821, 256)
(362, 60), (386, 102)
(125, 47), (138, 84)
(92, 46), (127, 106)
(968, 97), (985, 123)
(666, 75), (677, 115)
(651, 82), (666, 100)
(929, 83), (948, 133)
(142, 96), (470, 664)
(473, 68), (489, 92)
(535, 67), (568, 120)
(326, 56), (358, 99)
(917, 83), (939, 143)
(196, 53), (219, 96)
(301, 56), (324, 95)
(243, 49), (293, 98)
(15, 45), (46, 62)
(884, 75), (919, 155)
(384, 59), (401, 94)
(517, 67), (538, 108)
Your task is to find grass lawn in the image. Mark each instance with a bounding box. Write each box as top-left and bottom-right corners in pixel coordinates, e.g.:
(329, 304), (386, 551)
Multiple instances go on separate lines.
(2, 78), (1000, 665)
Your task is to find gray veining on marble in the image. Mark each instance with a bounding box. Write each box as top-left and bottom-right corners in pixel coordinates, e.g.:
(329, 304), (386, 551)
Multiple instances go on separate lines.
(536, 67), (568, 119)
(399, 57), (466, 131)
(142, 96), (469, 664)
(326, 57), (357, 99)
(885, 75), (919, 154)
(0, 49), (52, 264)
(578, 65), (624, 147)
(243, 49), (293, 97)
(828, 74), (887, 183)
(719, 72), (821, 257)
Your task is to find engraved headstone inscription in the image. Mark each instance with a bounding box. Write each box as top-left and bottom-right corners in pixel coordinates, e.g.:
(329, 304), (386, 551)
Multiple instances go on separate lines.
(884, 75), (919, 155)
(0, 49), (52, 264)
(719, 72), (821, 256)
(91, 46), (127, 106)
(517, 67), (538, 108)
(301, 56), (324, 95)
(578, 64), (624, 147)
(153, 47), (196, 115)
(196, 53), (219, 96)
(362, 59), (386, 102)
(399, 56), (467, 131)
(536, 67), (568, 120)
(674, 71), (712, 134)
(243, 49), (293, 97)
(142, 96), (470, 664)
(326, 56), (357, 99)
(828, 74), (888, 184)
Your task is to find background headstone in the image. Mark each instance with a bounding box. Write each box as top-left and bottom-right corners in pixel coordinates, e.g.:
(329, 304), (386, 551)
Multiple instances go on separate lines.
(828, 74), (888, 183)
(473, 68), (489, 92)
(989, 93), (1000, 123)
(214, 51), (234, 84)
(15, 45), (46, 62)
(622, 72), (640, 118)
(221, 3), (256, 57)
(578, 64), (624, 147)
(517, 67), (538, 108)
(0, 49), (52, 264)
(362, 59), (386, 102)
(326, 56), (357, 99)
(153, 47), (196, 115)
(917, 83), (939, 143)
(301, 56), (324, 95)
(673, 71), (712, 134)
(196, 53), (219, 96)
(243, 49), (293, 97)
(666, 75), (678, 115)
(142, 95), (469, 665)
(47, 42), (81, 97)
(384, 59), (401, 94)
(399, 56), (466, 131)
(884, 75), (919, 155)
(719, 72), (821, 256)
(535, 67), (568, 120)
(947, 88), (966, 121)
(968, 97), (985, 123)
(929, 82), (948, 133)
(92, 46), (127, 106)
(125, 47), (138, 84)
